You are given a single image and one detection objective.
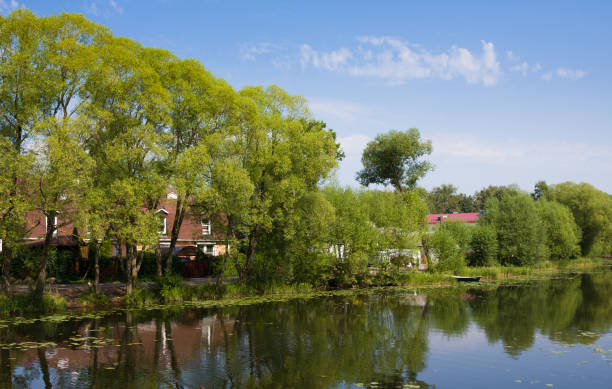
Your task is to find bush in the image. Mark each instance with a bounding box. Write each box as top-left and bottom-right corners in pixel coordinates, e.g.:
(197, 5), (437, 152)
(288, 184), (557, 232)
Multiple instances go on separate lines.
(481, 192), (547, 266)
(329, 255), (368, 288)
(429, 228), (465, 273)
(536, 200), (581, 261)
(152, 274), (187, 302)
(468, 225), (498, 266)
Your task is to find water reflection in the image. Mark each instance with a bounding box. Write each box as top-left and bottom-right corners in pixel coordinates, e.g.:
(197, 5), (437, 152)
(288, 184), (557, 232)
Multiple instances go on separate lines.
(1, 269), (611, 388)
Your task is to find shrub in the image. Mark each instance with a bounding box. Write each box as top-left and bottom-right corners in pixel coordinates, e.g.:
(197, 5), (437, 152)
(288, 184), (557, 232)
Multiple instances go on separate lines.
(429, 228), (465, 273)
(536, 200), (581, 261)
(468, 225), (498, 266)
(481, 192), (547, 266)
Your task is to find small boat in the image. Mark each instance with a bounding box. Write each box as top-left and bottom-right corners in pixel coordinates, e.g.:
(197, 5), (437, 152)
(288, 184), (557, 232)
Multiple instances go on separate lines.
(452, 276), (481, 282)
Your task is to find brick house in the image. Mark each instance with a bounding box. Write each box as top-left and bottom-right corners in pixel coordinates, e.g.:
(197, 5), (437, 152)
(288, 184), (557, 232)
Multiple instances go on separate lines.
(22, 190), (226, 260)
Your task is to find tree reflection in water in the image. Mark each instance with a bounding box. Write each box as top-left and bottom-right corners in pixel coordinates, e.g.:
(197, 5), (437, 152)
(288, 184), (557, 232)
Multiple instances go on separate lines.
(0, 268), (610, 388)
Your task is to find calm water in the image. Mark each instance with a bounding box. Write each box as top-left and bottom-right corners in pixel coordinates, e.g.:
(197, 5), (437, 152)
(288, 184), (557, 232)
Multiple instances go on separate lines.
(1, 268), (611, 388)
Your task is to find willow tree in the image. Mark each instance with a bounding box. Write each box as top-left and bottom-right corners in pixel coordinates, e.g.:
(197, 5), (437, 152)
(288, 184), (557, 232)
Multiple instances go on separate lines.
(159, 57), (241, 274)
(0, 10), (108, 297)
(84, 37), (170, 294)
(207, 86), (341, 282)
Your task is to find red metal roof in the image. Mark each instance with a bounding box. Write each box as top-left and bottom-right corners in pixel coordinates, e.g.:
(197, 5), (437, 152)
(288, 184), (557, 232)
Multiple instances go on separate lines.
(427, 212), (480, 224)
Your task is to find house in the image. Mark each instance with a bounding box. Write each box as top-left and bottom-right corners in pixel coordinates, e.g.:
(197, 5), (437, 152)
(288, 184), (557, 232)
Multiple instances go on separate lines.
(22, 190), (227, 260)
(154, 191), (227, 258)
(426, 212), (480, 231)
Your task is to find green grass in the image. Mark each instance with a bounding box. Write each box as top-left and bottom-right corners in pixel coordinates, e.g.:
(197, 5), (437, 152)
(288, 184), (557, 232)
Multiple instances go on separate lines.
(0, 292), (67, 317)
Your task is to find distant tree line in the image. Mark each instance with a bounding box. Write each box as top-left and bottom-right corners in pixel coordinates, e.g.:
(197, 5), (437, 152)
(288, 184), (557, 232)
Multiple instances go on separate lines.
(426, 181), (612, 272)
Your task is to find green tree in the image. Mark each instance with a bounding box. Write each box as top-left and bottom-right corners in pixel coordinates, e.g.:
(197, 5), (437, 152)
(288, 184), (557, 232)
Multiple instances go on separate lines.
(205, 86), (340, 282)
(30, 121), (93, 299)
(473, 185), (512, 211)
(532, 180), (550, 201)
(427, 184), (460, 213)
(160, 58), (241, 274)
(84, 37), (170, 294)
(357, 129), (432, 192)
(467, 225), (498, 266)
(548, 182), (612, 256)
(536, 200), (581, 261)
(0, 137), (32, 293)
(428, 227), (465, 273)
(480, 192), (546, 266)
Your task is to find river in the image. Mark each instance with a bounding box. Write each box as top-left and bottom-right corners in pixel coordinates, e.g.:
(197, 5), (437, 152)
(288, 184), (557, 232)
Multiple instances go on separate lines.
(1, 267), (611, 388)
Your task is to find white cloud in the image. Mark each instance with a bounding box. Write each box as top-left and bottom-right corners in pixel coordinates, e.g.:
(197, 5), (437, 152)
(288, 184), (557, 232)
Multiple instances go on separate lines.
(300, 44), (353, 71)
(506, 50), (518, 61)
(240, 42), (280, 61)
(511, 62), (529, 76)
(542, 72), (553, 81)
(556, 67), (587, 79)
(108, 0), (123, 15)
(0, 0), (21, 14)
(308, 99), (371, 120)
(511, 61), (542, 77)
(300, 37), (502, 86)
(86, 2), (99, 16)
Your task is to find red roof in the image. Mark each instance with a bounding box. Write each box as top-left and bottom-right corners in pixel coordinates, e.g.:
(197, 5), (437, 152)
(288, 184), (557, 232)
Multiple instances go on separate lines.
(427, 212), (480, 224)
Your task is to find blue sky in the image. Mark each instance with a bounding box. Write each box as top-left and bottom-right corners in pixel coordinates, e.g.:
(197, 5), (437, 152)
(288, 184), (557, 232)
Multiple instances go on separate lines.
(3, 0), (611, 194)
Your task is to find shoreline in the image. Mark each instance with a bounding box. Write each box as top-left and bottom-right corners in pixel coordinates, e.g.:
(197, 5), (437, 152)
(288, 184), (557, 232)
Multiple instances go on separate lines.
(0, 258), (605, 319)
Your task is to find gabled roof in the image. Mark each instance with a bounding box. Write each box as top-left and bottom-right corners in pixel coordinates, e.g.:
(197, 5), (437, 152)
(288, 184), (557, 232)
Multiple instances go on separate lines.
(427, 212), (480, 224)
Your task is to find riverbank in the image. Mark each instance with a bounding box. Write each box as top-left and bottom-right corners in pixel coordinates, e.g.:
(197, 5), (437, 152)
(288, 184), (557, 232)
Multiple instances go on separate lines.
(0, 257), (604, 318)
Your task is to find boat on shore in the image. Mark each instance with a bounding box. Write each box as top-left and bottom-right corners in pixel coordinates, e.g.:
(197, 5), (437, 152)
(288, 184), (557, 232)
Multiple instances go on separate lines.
(452, 276), (481, 282)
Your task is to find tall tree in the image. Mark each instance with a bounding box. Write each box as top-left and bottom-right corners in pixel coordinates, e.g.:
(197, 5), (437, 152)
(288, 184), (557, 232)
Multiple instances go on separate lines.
(548, 182), (612, 256)
(160, 57), (240, 273)
(356, 129), (432, 192)
(427, 184), (460, 213)
(205, 86), (340, 282)
(480, 192), (547, 266)
(84, 38), (170, 294)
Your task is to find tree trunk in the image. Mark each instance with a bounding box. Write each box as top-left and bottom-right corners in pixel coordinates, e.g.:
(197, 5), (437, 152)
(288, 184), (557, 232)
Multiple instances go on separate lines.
(34, 215), (55, 300)
(93, 243), (100, 294)
(37, 347), (52, 389)
(215, 255), (227, 295)
(215, 227), (233, 294)
(166, 197), (186, 274)
(155, 246), (162, 277)
(125, 244), (134, 295)
(1, 249), (11, 295)
(239, 227), (259, 283)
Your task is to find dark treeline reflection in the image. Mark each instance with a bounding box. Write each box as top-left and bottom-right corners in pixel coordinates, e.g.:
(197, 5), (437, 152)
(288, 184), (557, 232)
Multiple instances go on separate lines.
(1, 270), (611, 388)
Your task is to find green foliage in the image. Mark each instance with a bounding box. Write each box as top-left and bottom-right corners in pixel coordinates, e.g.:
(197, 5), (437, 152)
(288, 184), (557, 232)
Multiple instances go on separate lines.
(473, 185), (515, 211)
(536, 200), (581, 260)
(438, 221), (472, 255)
(468, 225), (498, 267)
(153, 274), (187, 302)
(357, 129), (432, 192)
(548, 182), (612, 256)
(0, 292), (67, 316)
(480, 192), (547, 266)
(429, 228), (465, 273)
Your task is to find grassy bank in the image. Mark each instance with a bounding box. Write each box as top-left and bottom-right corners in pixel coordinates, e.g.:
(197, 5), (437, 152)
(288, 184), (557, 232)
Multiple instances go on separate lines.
(0, 257), (603, 317)
(0, 292), (67, 317)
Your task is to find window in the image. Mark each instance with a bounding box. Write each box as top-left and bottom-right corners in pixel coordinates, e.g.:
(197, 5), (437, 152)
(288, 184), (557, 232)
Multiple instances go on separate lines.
(203, 244), (214, 255)
(156, 209), (169, 235)
(201, 219), (211, 235)
(159, 215), (167, 235)
(45, 214), (58, 236)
